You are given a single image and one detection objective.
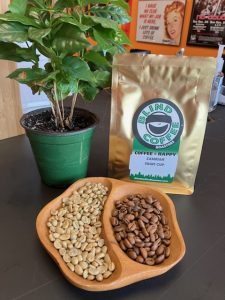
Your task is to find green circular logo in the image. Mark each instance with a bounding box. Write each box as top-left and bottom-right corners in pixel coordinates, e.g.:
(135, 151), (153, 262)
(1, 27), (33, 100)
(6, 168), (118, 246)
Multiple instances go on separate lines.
(132, 99), (184, 149)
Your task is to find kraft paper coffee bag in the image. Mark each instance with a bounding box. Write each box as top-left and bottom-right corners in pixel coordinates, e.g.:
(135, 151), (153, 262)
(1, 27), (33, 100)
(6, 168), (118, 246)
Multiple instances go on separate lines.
(109, 54), (216, 195)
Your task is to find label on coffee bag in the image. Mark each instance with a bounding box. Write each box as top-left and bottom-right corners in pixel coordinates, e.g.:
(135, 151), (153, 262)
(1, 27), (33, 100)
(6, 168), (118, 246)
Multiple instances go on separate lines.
(129, 99), (184, 183)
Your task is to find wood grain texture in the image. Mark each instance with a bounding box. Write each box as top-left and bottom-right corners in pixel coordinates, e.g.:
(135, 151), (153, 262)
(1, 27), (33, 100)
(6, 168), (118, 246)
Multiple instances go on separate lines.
(36, 177), (186, 291)
(0, 0), (24, 140)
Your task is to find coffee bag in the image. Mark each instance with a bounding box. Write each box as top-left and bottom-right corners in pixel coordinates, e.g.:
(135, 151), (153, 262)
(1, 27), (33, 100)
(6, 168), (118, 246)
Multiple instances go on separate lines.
(109, 54), (216, 195)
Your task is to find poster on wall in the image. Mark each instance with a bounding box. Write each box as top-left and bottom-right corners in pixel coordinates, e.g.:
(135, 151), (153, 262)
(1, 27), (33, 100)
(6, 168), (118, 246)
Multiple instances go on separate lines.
(136, 0), (186, 46)
(187, 0), (225, 47)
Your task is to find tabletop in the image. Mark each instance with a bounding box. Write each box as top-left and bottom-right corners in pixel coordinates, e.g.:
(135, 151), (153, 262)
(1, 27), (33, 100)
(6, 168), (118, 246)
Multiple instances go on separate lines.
(0, 91), (225, 300)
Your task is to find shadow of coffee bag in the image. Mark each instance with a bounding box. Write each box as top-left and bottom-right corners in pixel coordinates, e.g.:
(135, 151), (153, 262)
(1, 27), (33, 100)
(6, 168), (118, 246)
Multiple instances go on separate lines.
(109, 54), (216, 195)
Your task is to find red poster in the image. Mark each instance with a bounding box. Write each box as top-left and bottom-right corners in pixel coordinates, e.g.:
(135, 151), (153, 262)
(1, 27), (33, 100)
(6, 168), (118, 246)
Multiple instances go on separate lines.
(187, 0), (225, 47)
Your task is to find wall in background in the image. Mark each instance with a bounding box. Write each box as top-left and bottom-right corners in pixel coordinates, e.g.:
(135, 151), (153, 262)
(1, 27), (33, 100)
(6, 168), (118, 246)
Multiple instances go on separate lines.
(128, 0), (218, 57)
(18, 46), (50, 113)
(0, 0), (24, 140)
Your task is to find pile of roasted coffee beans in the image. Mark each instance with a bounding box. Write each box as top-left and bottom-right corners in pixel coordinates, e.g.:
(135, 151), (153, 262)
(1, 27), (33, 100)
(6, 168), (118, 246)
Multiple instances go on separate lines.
(111, 194), (171, 265)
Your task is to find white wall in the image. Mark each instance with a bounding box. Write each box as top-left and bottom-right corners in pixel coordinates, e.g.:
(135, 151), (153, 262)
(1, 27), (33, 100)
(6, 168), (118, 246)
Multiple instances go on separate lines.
(17, 48), (50, 113)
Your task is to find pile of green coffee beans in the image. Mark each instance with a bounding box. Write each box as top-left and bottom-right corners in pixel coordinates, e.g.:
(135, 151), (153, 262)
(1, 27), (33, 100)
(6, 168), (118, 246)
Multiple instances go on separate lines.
(47, 182), (115, 281)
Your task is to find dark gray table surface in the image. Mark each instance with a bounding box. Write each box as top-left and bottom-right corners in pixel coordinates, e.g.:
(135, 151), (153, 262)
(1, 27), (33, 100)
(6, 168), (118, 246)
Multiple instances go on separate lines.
(0, 91), (225, 300)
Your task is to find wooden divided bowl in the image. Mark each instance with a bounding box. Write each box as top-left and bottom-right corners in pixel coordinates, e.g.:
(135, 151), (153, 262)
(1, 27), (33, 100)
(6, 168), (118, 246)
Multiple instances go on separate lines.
(36, 177), (186, 291)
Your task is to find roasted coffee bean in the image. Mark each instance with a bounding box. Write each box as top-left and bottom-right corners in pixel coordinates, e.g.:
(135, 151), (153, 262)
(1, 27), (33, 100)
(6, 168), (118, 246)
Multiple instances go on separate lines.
(144, 212), (152, 219)
(124, 216), (130, 224)
(112, 209), (118, 217)
(146, 196), (153, 204)
(127, 201), (135, 207)
(127, 207), (132, 214)
(115, 204), (122, 210)
(118, 213), (125, 220)
(134, 211), (139, 218)
(153, 201), (163, 211)
(126, 214), (135, 221)
(133, 206), (140, 212)
(148, 250), (155, 257)
(139, 232), (145, 239)
(162, 239), (171, 246)
(145, 242), (152, 247)
(127, 235), (135, 245)
(115, 200), (121, 207)
(140, 248), (148, 259)
(145, 257), (155, 265)
(120, 231), (126, 239)
(165, 247), (170, 258)
(155, 254), (165, 264)
(136, 255), (144, 263)
(150, 233), (156, 243)
(157, 223), (163, 230)
(138, 219), (145, 228)
(133, 246), (140, 255)
(160, 213), (167, 225)
(156, 244), (165, 256)
(140, 199), (146, 205)
(140, 216), (149, 223)
(139, 208), (146, 216)
(153, 208), (160, 215)
(164, 230), (171, 240)
(124, 238), (132, 249)
(127, 222), (136, 231)
(146, 207), (154, 213)
(111, 217), (119, 226)
(120, 207), (127, 214)
(115, 232), (121, 242)
(135, 236), (142, 243)
(142, 227), (149, 237)
(119, 240), (126, 251)
(127, 249), (137, 260)
(150, 215), (159, 224)
(141, 203), (148, 209)
(114, 225), (124, 232)
(148, 224), (157, 234)
(157, 229), (165, 239)
(151, 239), (161, 251)
(135, 241), (145, 248)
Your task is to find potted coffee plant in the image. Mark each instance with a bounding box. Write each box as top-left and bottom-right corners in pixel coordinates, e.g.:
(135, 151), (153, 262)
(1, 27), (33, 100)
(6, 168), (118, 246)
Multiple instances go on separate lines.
(0, 0), (130, 186)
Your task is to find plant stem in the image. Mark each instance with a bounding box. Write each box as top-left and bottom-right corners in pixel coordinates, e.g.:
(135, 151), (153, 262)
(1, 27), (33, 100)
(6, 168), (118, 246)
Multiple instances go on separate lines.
(61, 93), (65, 120)
(54, 82), (64, 129)
(50, 101), (58, 127)
(69, 93), (77, 124)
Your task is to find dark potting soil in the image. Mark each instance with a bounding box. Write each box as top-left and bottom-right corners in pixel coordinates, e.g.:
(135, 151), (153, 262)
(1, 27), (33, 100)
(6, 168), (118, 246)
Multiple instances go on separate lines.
(23, 110), (95, 133)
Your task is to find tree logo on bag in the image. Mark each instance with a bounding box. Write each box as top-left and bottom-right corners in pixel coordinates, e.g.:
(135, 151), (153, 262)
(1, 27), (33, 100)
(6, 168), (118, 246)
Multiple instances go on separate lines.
(132, 99), (184, 149)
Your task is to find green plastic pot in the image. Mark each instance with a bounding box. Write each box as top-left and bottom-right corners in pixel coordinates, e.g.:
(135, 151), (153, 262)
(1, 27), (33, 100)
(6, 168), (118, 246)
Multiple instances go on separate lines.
(20, 108), (98, 187)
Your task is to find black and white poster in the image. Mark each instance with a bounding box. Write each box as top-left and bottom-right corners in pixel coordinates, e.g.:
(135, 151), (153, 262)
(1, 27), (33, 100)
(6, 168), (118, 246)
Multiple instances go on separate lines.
(187, 0), (225, 47)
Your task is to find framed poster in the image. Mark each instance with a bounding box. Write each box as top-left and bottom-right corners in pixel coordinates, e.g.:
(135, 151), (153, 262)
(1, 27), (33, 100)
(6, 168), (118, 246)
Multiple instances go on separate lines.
(136, 0), (186, 46)
(187, 0), (225, 47)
